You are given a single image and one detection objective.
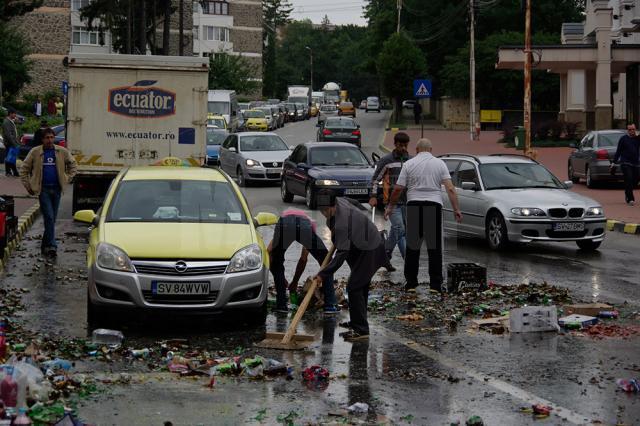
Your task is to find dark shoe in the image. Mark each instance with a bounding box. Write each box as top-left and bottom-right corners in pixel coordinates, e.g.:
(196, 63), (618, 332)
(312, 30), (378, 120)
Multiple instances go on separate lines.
(339, 321), (352, 329)
(383, 261), (396, 272)
(44, 247), (57, 257)
(340, 330), (369, 341)
(404, 282), (419, 292)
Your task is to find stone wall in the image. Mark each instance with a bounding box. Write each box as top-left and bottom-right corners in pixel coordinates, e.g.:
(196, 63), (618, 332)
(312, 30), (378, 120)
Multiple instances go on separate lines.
(22, 58), (68, 97)
(242, 55), (262, 79)
(229, 1), (261, 28)
(230, 29), (261, 53)
(435, 97), (479, 130)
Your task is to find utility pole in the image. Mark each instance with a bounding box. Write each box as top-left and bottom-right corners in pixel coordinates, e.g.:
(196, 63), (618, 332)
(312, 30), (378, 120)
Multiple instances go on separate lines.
(523, 0), (533, 157)
(397, 0), (402, 33)
(469, 0), (476, 141)
(305, 46), (313, 91)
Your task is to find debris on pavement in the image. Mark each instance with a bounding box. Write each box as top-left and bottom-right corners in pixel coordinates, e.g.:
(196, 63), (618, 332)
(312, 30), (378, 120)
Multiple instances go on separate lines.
(465, 415), (484, 425)
(347, 402), (369, 414)
(616, 378), (640, 392)
(91, 329), (124, 346)
(562, 303), (613, 317)
(558, 314), (599, 329)
(510, 306), (560, 333)
(396, 313), (424, 321)
(581, 324), (640, 339)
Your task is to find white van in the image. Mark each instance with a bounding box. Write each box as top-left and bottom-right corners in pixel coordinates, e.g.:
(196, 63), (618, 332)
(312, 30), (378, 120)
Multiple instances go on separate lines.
(207, 90), (239, 132)
(366, 96), (380, 113)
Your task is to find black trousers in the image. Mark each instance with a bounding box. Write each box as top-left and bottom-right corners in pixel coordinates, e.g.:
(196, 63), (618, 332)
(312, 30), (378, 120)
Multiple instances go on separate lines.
(404, 200), (443, 291)
(621, 164), (639, 203)
(4, 160), (18, 176)
(348, 286), (370, 335)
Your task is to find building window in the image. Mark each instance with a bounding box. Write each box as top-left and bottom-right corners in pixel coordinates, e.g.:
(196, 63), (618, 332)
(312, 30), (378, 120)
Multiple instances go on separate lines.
(72, 26), (100, 45)
(203, 26), (229, 42)
(201, 1), (229, 15)
(71, 0), (90, 11)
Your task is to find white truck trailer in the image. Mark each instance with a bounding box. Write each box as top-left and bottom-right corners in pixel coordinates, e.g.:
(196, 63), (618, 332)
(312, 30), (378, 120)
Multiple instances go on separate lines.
(66, 53), (209, 212)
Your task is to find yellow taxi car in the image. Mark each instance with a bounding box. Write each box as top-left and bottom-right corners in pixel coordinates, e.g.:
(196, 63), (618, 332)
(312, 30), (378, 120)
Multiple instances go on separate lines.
(243, 109), (269, 131)
(207, 114), (228, 130)
(73, 162), (277, 325)
(338, 101), (356, 117)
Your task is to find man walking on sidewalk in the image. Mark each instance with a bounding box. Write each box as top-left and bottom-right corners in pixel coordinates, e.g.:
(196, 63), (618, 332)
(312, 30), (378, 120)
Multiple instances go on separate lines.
(2, 107), (19, 177)
(612, 123), (640, 206)
(316, 191), (387, 341)
(412, 100), (422, 125)
(385, 138), (462, 293)
(369, 132), (411, 263)
(20, 128), (77, 257)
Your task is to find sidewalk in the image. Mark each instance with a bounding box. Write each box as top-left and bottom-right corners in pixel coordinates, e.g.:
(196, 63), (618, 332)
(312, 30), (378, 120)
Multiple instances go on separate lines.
(382, 129), (640, 227)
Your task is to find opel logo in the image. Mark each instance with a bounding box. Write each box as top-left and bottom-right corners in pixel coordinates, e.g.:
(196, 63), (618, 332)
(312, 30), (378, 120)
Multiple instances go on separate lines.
(174, 261), (188, 273)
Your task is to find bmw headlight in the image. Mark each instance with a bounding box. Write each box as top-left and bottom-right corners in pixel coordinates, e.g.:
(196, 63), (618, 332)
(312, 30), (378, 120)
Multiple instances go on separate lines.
(226, 244), (262, 273)
(510, 207), (546, 217)
(245, 159), (261, 168)
(585, 206), (604, 216)
(316, 179), (340, 186)
(96, 243), (134, 272)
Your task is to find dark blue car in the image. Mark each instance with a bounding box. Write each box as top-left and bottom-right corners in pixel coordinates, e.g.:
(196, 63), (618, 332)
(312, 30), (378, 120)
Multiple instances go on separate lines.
(280, 142), (380, 209)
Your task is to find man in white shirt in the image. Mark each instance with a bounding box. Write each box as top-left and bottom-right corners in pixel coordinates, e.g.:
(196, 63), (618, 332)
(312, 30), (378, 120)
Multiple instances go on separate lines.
(384, 138), (462, 292)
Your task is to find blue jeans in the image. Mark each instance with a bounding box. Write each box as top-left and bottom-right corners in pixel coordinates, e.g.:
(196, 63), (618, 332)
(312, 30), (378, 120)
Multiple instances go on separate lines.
(385, 204), (406, 259)
(270, 216), (336, 309)
(39, 186), (62, 250)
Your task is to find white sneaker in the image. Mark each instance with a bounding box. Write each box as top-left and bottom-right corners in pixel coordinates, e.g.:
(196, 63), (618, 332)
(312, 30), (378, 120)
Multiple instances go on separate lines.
(628, 200), (635, 206)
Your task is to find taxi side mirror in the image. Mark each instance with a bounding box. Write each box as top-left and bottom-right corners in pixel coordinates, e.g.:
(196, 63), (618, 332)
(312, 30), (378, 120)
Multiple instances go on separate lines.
(74, 209), (98, 226)
(253, 212), (278, 227)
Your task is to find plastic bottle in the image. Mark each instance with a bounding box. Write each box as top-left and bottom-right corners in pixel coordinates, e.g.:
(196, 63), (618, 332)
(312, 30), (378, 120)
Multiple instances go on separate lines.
(12, 407), (31, 425)
(91, 329), (124, 346)
(0, 369), (17, 408)
(41, 359), (72, 372)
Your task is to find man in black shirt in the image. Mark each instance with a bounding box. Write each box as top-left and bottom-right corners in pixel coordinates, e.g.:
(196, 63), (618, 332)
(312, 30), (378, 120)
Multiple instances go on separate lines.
(612, 124), (640, 205)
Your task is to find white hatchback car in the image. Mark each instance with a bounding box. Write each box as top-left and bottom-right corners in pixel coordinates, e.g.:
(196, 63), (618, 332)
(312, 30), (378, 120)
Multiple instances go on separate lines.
(439, 154), (607, 251)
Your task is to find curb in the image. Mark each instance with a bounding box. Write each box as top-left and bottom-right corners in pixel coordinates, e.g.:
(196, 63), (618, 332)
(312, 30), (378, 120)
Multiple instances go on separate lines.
(0, 202), (40, 272)
(607, 219), (640, 235)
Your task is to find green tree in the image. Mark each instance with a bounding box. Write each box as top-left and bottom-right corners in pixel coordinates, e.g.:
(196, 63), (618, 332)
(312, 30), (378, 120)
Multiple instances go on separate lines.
(80, 0), (174, 54)
(440, 31), (560, 110)
(263, 0), (293, 98)
(0, 22), (31, 99)
(0, 0), (43, 21)
(376, 33), (427, 121)
(208, 52), (258, 95)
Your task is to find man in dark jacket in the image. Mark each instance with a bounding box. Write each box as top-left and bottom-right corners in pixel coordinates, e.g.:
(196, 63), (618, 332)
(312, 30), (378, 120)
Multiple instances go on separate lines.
(315, 191), (387, 341)
(370, 132), (411, 263)
(413, 100), (422, 125)
(612, 124), (640, 205)
(2, 107), (19, 176)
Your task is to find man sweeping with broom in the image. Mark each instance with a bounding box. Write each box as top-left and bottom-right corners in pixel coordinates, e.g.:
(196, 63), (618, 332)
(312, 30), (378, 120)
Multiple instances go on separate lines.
(314, 190), (387, 341)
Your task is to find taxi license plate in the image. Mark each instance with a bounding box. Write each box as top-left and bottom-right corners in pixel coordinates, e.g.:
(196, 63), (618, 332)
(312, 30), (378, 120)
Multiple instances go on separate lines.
(344, 188), (368, 195)
(552, 222), (584, 232)
(152, 282), (210, 295)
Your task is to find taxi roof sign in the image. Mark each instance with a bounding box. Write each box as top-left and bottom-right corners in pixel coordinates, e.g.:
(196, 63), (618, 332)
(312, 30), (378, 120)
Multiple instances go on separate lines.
(153, 156), (192, 167)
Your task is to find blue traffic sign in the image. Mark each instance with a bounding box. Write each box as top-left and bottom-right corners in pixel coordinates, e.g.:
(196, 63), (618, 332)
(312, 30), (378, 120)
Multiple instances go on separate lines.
(61, 80), (68, 96)
(413, 79), (432, 98)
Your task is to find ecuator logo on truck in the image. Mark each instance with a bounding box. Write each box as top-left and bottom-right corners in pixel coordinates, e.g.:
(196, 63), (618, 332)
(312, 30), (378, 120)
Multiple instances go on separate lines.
(108, 80), (176, 118)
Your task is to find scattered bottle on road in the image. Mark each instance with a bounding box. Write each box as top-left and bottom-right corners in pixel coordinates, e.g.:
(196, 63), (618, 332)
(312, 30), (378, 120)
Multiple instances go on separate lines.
(616, 378), (640, 392)
(12, 407), (31, 425)
(91, 329), (124, 346)
(0, 368), (17, 408)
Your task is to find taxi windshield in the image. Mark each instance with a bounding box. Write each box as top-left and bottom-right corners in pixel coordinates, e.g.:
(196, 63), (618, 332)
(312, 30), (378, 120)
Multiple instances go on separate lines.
(244, 110), (265, 119)
(207, 118), (226, 128)
(107, 180), (247, 223)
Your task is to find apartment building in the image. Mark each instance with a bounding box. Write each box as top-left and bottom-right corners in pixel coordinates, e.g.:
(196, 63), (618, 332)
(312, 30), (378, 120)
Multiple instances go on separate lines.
(192, 0), (263, 84)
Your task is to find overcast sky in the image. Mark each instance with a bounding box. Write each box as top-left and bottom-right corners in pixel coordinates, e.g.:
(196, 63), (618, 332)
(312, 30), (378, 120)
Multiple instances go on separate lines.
(288, 0), (368, 26)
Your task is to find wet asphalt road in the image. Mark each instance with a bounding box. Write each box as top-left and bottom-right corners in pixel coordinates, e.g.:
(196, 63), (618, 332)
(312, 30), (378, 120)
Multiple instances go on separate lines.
(1, 110), (639, 425)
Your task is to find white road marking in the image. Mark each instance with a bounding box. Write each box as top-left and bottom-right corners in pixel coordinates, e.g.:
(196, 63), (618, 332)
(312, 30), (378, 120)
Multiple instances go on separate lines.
(375, 326), (591, 425)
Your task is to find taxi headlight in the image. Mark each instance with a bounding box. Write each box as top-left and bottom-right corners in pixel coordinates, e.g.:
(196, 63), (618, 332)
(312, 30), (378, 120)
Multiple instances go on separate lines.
(96, 243), (134, 272)
(226, 244), (262, 273)
(316, 179), (340, 186)
(586, 206), (604, 216)
(510, 207), (546, 217)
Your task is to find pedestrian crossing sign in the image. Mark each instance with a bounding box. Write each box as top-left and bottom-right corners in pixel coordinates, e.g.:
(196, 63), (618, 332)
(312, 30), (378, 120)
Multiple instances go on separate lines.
(413, 79), (432, 98)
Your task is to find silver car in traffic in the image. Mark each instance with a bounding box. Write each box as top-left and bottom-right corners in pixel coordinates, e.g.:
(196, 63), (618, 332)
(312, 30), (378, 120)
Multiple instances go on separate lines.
(439, 154), (606, 251)
(218, 132), (291, 186)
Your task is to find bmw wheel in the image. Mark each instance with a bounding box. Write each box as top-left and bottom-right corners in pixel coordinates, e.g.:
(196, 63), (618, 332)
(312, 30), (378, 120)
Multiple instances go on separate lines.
(281, 179), (294, 202)
(486, 211), (509, 250)
(568, 162), (579, 183)
(305, 184), (317, 210)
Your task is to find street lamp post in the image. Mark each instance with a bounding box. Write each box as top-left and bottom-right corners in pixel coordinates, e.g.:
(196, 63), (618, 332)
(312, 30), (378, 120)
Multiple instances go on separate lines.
(305, 46), (313, 91)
